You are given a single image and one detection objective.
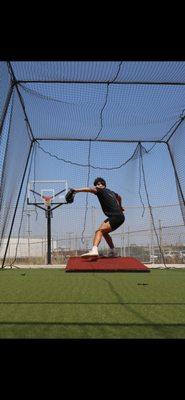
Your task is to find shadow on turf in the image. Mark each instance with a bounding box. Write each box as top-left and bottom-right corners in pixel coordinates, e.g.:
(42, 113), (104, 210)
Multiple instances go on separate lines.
(0, 301), (185, 305)
(0, 321), (185, 327)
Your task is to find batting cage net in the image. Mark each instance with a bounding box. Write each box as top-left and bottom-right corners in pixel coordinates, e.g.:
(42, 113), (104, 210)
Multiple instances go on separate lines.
(0, 61), (185, 267)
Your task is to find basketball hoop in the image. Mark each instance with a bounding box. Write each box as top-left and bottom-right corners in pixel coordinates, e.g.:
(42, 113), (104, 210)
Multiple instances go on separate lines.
(42, 195), (53, 207)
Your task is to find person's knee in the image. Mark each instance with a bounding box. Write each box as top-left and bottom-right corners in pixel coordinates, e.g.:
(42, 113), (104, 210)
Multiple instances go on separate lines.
(96, 223), (111, 235)
(100, 227), (111, 235)
(96, 227), (105, 234)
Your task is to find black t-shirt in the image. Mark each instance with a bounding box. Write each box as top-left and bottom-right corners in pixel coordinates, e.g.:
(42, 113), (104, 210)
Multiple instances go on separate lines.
(95, 187), (123, 217)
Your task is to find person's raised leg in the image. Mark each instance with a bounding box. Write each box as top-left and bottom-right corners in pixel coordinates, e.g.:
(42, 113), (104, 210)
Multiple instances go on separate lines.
(103, 232), (114, 249)
(103, 231), (117, 256)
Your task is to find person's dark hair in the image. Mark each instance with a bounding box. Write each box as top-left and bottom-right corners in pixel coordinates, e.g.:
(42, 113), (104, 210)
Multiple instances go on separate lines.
(93, 177), (106, 187)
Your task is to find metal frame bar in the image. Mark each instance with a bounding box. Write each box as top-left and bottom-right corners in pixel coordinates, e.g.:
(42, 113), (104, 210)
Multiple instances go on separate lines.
(0, 81), (14, 136)
(7, 63), (35, 142)
(35, 138), (166, 143)
(27, 201), (67, 209)
(166, 116), (185, 143)
(1, 141), (34, 268)
(166, 142), (185, 207)
(17, 80), (185, 86)
(27, 202), (66, 206)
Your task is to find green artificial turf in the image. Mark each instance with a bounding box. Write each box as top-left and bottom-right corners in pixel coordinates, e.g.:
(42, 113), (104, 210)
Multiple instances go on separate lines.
(0, 268), (185, 338)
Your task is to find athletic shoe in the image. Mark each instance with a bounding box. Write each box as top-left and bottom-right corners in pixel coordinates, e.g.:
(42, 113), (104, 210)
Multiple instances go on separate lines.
(107, 249), (117, 257)
(81, 250), (99, 257)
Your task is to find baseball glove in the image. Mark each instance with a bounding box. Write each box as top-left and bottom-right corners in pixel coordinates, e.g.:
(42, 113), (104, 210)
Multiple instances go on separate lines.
(65, 188), (75, 204)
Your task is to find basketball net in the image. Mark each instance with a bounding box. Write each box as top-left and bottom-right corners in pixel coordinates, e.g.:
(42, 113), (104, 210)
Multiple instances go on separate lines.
(42, 195), (53, 207)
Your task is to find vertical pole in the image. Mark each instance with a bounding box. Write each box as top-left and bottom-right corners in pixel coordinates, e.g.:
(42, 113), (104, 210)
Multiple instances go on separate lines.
(47, 206), (52, 264)
(159, 219), (162, 247)
(0, 81), (14, 136)
(149, 205), (154, 261)
(120, 233), (123, 257)
(123, 224), (126, 257)
(159, 219), (163, 263)
(166, 143), (185, 207)
(75, 234), (78, 256)
(42, 237), (44, 258)
(27, 211), (31, 259)
(128, 226), (130, 256)
(1, 142), (33, 268)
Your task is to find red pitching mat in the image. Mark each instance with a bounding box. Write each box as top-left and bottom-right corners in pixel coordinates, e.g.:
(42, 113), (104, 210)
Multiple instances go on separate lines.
(65, 256), (150, 272)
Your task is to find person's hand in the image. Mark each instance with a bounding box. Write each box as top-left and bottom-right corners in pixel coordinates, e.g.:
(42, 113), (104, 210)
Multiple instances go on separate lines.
(65, 188), (75, 203)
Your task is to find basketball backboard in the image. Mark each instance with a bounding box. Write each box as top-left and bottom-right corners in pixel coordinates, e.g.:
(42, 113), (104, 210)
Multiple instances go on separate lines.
(27, 180), (68, 205)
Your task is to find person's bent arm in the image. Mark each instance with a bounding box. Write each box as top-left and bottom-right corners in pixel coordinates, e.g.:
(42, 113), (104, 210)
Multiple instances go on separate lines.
(73, 187), (97, 194)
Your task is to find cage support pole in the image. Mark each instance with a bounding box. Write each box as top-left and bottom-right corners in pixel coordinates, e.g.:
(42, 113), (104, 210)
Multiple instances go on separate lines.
(1, 141), (34, 268)
(166, 143), (185, 207)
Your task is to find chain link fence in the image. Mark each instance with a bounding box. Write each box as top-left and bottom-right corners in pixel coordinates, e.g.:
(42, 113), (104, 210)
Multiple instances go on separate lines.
(1, 203), (185, 265)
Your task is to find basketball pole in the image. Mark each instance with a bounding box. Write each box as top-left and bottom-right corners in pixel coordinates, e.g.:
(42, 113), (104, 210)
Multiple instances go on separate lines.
(46, 205), (52, 264)
(26, 200), (64, 266)
(27, 187), (67, 266)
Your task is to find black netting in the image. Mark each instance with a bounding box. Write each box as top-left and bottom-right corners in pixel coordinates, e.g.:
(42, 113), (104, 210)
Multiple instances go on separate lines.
(11, 61), (185, 83)
(0, 61), (185, 267)
(16, 82), (185, 141)
(0, 88), (32, 264)
(3, 139), (184, 266)
(168, 120), (185, 223)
